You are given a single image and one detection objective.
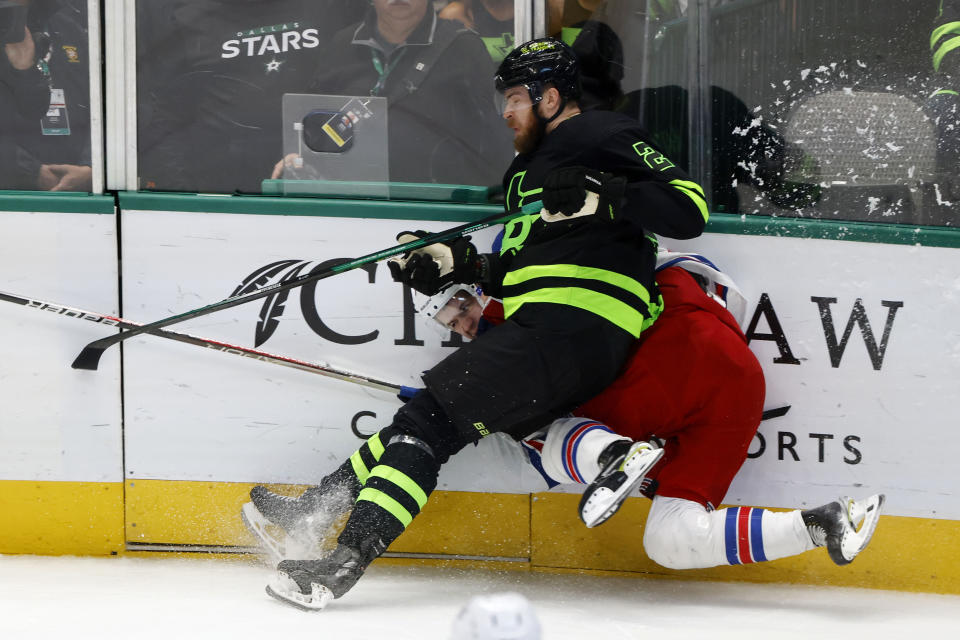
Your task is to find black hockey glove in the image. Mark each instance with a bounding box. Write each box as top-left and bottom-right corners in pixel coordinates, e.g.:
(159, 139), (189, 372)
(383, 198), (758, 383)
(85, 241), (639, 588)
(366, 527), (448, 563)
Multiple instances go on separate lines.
(541, 165), (627, 221)
(387, 230), (484, 296)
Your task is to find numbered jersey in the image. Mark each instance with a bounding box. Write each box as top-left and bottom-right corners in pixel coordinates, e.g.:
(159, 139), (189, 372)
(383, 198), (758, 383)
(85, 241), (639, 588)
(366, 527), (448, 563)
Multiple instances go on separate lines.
(496, 109), (708, 337)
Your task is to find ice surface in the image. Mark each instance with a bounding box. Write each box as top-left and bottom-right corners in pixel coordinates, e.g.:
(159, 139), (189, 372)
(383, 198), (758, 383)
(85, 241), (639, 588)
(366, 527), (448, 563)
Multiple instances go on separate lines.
(0, 554), (958, 639)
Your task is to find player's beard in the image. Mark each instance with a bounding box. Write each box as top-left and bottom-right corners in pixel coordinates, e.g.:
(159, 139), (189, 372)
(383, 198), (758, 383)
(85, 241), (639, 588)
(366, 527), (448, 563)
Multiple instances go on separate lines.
(513, 118), (545, 154)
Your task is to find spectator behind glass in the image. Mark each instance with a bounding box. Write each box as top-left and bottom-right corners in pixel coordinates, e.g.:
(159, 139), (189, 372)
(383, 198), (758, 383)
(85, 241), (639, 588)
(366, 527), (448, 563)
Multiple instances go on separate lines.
(24, 0), (92, 191)
(561, 12), (817, 213)
(437, 0), (514, 63)
(0, 0), (51, 190)
(286, 0), (513, 186)
(137, 0), (366, 194)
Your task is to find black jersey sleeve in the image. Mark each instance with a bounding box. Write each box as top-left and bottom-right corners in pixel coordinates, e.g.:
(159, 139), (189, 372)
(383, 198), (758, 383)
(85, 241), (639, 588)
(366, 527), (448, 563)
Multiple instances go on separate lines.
(598, 127), (709, 240)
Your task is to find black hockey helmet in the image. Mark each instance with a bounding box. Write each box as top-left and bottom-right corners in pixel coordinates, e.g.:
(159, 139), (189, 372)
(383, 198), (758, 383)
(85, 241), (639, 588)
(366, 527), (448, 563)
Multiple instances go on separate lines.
(495, 38), (582, 105)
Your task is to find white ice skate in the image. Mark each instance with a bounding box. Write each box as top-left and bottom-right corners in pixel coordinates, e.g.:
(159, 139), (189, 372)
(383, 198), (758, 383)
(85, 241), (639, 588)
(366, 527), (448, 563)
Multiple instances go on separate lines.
(579, 440), (664, 528)
(803, 494), (885, 565)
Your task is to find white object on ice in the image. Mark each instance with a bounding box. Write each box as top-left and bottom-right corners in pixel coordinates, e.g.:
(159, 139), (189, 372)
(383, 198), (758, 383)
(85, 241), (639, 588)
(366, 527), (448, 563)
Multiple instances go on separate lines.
(449, 591), (542, 640)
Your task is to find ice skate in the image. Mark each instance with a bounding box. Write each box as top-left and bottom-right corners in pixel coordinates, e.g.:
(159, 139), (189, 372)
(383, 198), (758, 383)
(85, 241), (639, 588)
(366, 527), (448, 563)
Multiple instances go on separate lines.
(578, 439), (664, 528)
(266, 538), (384, 611)
(802, 494), (885, 566)
(241, 483), (355, 564)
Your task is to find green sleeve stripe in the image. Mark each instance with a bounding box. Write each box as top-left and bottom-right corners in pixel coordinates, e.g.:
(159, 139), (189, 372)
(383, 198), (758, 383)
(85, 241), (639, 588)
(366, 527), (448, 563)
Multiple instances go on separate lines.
(348, 432), (387, 484)
(503, 287), (654, 338)
(368, 432), (385, 460)
(669, 177), (705, 197)
(931, 21), (960, 50)
(933, 89), (960, 97)
(933, 35), (960, 71)
(670, 179), (709, 223)
(503, 263), (652, 304)
(357, 487), (413, 528)
(368, 466), (429, 508)
(349, 451), (370, 485)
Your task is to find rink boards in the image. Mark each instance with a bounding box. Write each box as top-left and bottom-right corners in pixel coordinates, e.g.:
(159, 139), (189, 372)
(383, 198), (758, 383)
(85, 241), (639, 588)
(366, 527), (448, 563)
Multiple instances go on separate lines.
(1, 192), (958, 593)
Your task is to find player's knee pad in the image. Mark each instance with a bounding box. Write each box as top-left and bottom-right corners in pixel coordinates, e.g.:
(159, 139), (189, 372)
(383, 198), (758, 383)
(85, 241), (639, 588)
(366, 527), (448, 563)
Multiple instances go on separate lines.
(534, 417), (619, 485)
(392, 388), (467, 464)
(643, 495), (729, 570)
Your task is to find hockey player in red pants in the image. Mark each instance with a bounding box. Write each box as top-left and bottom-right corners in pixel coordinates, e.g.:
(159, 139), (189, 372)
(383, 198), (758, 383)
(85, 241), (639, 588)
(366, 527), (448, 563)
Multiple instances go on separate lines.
(421, 251), (884, 570)
(246, 251), (883, 576)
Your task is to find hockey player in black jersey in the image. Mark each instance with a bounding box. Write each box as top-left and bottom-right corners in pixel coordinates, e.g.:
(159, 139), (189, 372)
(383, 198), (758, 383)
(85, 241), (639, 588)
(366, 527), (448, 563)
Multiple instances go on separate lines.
(251, 37), (708, 611)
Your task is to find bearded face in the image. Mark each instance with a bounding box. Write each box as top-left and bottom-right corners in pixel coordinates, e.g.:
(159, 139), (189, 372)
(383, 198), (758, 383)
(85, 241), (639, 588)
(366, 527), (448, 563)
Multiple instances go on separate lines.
(500, 86), (542, 153)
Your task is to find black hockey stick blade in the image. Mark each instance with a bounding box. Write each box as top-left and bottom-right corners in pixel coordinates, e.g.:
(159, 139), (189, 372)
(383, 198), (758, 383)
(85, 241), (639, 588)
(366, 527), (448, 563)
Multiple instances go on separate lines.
(71, 202), (541, 371)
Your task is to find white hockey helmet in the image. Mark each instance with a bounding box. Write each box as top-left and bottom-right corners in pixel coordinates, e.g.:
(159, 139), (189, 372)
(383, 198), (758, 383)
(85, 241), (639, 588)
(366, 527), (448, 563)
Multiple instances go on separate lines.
(413, 282), (483, 321)
(449, 592), (542, 640)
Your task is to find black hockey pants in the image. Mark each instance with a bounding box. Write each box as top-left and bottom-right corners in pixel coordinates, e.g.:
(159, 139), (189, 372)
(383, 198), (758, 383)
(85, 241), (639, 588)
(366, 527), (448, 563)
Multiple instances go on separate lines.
(338, 303), (636, 552)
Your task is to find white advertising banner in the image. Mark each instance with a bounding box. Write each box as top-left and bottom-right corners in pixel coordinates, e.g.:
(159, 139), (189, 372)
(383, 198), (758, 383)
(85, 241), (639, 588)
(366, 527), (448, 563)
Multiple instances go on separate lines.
(665, 233), (960, 520)
(120, 210), (960, 519)
(120, 210), (542, 493)
(0, 211), (122, 482)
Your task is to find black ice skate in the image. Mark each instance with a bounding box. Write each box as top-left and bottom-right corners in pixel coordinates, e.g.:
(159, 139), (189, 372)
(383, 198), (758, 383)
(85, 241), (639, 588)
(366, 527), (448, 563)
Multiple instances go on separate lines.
(265, 538), (384, 611)
(241, 482), (356, 565)
(802, 494), (885, 566)
(578, 439), (664, 528)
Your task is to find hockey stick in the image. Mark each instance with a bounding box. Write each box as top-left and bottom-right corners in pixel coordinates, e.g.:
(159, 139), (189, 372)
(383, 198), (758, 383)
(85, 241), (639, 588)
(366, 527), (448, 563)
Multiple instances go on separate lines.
(71, 202), (542, 372)
(0, 290), (409, 395)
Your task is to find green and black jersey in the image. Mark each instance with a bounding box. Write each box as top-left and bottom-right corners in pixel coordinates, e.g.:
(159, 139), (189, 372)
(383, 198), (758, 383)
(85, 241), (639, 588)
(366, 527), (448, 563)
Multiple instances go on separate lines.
(487, 109), (708, 338)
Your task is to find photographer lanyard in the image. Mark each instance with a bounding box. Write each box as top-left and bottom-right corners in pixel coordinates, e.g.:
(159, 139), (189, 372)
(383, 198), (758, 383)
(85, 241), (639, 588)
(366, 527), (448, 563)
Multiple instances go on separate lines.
(370, 48), (406, 96)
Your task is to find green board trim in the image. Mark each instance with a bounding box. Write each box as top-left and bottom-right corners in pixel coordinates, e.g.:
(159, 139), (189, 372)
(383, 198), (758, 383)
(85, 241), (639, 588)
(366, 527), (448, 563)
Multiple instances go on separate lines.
(119, 192), (960, 248)
(260, 179), (492, 204)
(0, 192), (114, 214)
(119, 191), (499, 223)
(706, 213), (960, 249)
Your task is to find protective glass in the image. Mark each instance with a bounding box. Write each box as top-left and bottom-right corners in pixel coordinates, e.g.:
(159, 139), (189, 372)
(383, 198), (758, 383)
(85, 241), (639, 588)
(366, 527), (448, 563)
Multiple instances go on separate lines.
(0, 0), (94, 192)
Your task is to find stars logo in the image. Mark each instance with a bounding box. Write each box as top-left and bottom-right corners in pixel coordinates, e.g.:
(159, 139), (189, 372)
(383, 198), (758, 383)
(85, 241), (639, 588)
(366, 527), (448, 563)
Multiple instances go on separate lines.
(265, 58), (283, 73)
(484, 34), (515, 64)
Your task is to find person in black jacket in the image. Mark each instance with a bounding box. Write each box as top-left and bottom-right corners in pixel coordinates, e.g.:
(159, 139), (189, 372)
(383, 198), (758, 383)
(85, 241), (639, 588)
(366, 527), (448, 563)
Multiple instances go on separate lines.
(0, 0), (50, 190)
(248, 38), (707, 611)
(137, 0), (365, 193)
(292, 0), (513, 186)
(24, 0), (91, 191)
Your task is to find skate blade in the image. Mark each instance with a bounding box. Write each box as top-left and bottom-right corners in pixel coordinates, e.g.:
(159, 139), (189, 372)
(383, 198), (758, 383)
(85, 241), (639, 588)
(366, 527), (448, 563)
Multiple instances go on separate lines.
(241, 502), (286, 565)
(265, 573), (334, 612)
(580, 447), (664, 528)
(841, 494), (885, 561)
